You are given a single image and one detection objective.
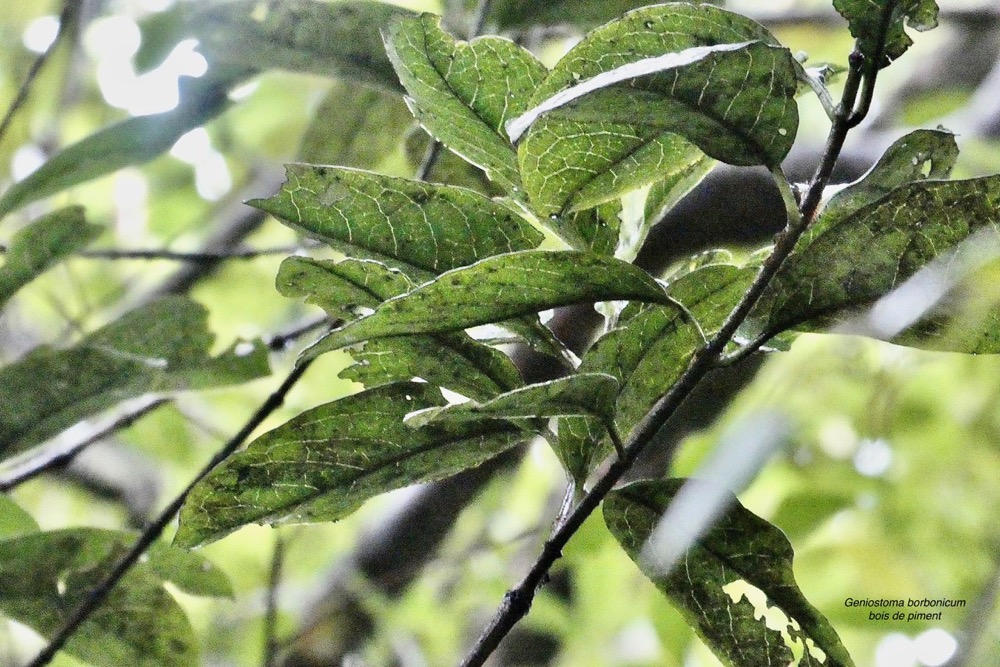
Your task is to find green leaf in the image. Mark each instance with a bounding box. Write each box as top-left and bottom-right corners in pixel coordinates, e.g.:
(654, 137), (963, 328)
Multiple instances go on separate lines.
(276, 256), (523, 399)
(833, 0), (939, 69)
(664, 263), (756, 336)
(605, 479), (856, 667)
(0, 297), (270, 458)
(563, 202), (622, 255)
(0, 528), (231, 667)
(421, 373), (620, 426)
(515, 4), (798, 215)
(558, 301), (702, 483)
(251, 165), (544, 279)
(297, 82), (415, 168)
(175, 383), (523, 548)
(0, 206), (100, 309)
(307, 250), (675, 356)
(821, 128), (958, 220)
(386, 14), (547, 195)
(189, 0), (415, 90)
(754, 175), (1000, 341)
(0, 73), (243, 222)
(0, 495), (38, 540)
(487, 0), (664, 30)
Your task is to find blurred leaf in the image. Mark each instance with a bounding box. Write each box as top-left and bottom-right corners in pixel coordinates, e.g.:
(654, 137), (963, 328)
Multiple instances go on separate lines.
(515, 4), (797, 215)
(754, 176), (1000, 344)
(771, 490), (854, 540)
(833, 0), (939, 69)
(251, 165), (543, 279)
(0, 495), (38, 540)
(189, 0), (415, 90)
(386, 14), (546, 194)
(0, 206), (100, 309)
(0, 73), (244, 222)
(822, 128), (958, 219)
(420, 373), (620, 426)
(0, 528), (230, 667)
(0, 297), (270, 459)
(487, 0), (676, 30)
(605, 479), (856, 667)
(175, 382), (523, 548)
(298, 83), (415, 167)
(307, 250), (675, 356)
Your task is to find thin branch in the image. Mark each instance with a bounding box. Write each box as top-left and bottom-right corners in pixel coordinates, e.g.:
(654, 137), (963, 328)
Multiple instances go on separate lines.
(70, 245), (304, 262)
(0, 397), (169, 492)
(459, 18), (879, 665)
(267, 316), (334, 352)
(263, 532), (286, 667)
(468, 0), (494, 39)
(25, 359), (315, 667)
(415, 140), (443, 182)
(0, 0), (80, 148)
(847, 0), (898, 128)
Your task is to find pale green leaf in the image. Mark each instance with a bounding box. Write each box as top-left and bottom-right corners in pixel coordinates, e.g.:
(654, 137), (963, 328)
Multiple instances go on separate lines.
(386, 14), (547, 194)
(189, 0), (415, 90)
(0, 495), (38, 540)
(0, 206), (100, 309)
(0, 297), (270, 458)
(516, 4), (797, 215)
(298, 82), (415, 167)
(0, 73), (243, 222)
(605, 479), (856, 667)
(0, 528), (231, 667)
(175, 383), (523, 548)
(307, 250), (675, 356)
(251, 165), (544, 279)
(833, 0), (939, 69)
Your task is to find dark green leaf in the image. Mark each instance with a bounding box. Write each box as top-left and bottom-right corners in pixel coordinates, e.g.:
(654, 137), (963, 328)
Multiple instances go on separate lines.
(754, 176), (1000, 340)
(189, 0), (415, 90)
(251, 165), (544, 279)
(421, 373), (620, 426)
(822, 128), (958, 219)
(276, 256), (414, 321)
(307, 250), (675, 356)
(0, 528), (230, 667)
(276, 256), (522, 399)
(605, 479), (856, 667)
(0, 297), (270, 458)
(562, 202), (621, 255)
(175, 383), (523, 548)
(405, 130), (503, 196)
(665, 263), (757, 336)
(298, 83), (415, 167)
(0, 206), (100, 309)
(386, 14), (547, 194)
(515, 5), (797, 215)
(0, 73), (243, 222)
(833, 0), (939, 69)
(0, 495), (38, 540)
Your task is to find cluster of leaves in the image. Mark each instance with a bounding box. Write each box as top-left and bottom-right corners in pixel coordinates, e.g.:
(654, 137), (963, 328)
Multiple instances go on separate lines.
(2, 0), (994, 665)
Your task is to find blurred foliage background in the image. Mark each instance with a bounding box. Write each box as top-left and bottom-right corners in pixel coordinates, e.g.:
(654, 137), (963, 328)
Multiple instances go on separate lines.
(1, 1), (999, 666)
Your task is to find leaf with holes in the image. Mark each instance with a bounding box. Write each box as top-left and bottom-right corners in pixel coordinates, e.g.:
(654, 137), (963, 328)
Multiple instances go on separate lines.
(306, 250), (674, 358)
(605, 479), (855, 667)
(0, 207), (100, 309)
(753, 176), (1000, 344)
(175, 383), (523, 548)
(0, 528), (230, 667)
(251, 165), (543, 279)
(833, 0), (939, 69)
(514, 4), (797, 215)
(0, 297), (269, 459)
(386, 14), (547, 194)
